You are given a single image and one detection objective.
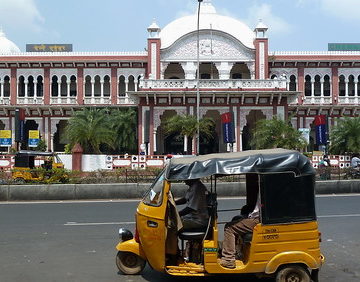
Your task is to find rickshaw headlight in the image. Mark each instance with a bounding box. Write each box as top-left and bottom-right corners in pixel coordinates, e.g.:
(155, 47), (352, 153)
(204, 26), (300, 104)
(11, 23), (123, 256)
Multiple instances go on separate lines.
(118, 228), (133, 242)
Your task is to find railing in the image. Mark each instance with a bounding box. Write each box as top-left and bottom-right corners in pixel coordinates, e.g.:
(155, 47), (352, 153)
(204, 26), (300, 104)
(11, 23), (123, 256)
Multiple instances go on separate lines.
(302, 96), (332, 105)
(0, 97), (10, 105)
(17, 97), (44, 104)
(338, 96), (360, 104)
(140, 79), (287, 90)
(50, 97), (77, 104)
(84, 97), (111, 105)
(117, 96), (137, 105)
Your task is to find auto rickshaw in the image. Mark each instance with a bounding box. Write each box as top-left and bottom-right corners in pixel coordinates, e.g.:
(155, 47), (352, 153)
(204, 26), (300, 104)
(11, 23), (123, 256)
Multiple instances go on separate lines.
(115, 149), (324, 281)
(12, 150), (64, 182)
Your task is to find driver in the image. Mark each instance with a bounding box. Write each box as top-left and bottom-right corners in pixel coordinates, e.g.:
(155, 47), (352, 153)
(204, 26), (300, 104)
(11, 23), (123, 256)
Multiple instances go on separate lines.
(175, 179), (209, 230)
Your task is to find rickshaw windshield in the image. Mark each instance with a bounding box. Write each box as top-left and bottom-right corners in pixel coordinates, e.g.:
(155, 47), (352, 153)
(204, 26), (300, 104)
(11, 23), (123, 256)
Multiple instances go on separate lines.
(142, 170), (165, 207)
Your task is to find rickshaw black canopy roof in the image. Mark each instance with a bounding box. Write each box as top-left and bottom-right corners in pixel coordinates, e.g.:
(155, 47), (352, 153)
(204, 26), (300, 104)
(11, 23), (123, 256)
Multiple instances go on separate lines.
(165, 149), (315, 181)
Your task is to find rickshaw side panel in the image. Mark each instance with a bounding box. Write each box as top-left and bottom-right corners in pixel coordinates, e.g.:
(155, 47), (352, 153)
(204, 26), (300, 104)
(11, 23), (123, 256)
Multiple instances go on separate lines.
(116, 239), (146, 260)
(135, 181), (170, 273)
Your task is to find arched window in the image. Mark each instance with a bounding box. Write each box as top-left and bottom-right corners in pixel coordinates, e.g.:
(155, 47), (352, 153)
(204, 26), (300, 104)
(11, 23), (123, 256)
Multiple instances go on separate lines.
(118, 76), (125, 96)
(70, 75), (77, 96)
(324, 75), (330, 96)
(339, 75), (345, 96)
(18, 76), (25, 97)
(230, 63), (250, 79)
(198, 62), (219, 79)
(51, 76), (58, 97)
(85, 75), (92, 97)
(271, 74), (278, 79)
(348, 75), (355, 96)
(60, 75), (67, 97)
(28, 76), (34, 97)
(289, 75), (297, 91)
(163, 63), (185, 79)
(128, 75), (135, 91)
(3, 76), (10, 97)
(314, 75), (321, 96)
(37, 76), (43, 97)
(94, 75), (101, 97)
(305, 75), (311, 96)
(103, 75), (110, 96)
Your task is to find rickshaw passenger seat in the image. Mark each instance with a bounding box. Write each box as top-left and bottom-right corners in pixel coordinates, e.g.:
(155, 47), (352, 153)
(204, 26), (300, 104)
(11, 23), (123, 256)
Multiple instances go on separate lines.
(178, 230), (207, 241)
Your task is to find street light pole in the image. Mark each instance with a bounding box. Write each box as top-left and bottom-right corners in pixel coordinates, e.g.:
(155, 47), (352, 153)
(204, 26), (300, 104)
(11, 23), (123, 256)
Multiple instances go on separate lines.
(196, 0), (203, 155)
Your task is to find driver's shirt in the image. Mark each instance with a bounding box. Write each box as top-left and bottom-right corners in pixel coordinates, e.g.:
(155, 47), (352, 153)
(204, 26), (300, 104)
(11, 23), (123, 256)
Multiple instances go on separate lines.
(182, 181), (209, 226)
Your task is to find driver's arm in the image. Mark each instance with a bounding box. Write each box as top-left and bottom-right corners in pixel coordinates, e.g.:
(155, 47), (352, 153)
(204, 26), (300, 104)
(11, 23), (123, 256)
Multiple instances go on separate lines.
(179, 206), (194, 217)
(175, 197), (186, 205)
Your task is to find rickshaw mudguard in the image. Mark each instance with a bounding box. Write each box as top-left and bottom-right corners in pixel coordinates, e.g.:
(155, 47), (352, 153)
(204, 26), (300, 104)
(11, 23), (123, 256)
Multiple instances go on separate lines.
(116, 238), (146, 260)
(264, 251), (321, 274)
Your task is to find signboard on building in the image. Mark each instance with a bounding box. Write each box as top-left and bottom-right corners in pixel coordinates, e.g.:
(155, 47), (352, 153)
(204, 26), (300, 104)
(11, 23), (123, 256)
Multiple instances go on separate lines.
(221, 112), (235, 144)
(0, 130), (12, 147)
(26, 44), (73, 52)
(328, 43), (360, 51)
(28, 130), (40, 147)
(314, 115), (327, 145)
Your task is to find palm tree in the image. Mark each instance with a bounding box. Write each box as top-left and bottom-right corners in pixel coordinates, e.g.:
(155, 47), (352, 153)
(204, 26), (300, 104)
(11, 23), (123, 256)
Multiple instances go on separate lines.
(66, 108), (115, 154)
(163, 115), (215, 154)
(329, 116), (360, 154)
(110, 108), (137, 153)
(250, 117), (307, 150)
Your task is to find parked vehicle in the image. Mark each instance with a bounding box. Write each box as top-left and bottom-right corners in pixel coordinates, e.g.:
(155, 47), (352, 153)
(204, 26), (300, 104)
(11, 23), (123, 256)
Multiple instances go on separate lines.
(12, 150), (64, 182)
(115, 149), (324, 281)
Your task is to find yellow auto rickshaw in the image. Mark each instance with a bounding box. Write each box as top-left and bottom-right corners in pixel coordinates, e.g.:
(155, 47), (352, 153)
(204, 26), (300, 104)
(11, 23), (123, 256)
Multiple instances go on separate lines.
(12, 150), (64, 182)
(115, 149), (324, 281)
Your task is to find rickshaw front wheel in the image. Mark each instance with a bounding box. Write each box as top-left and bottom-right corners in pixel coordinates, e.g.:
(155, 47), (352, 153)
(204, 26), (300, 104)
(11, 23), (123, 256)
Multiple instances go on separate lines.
(116, 251), (146, 275)
(275, 265), (311, 282)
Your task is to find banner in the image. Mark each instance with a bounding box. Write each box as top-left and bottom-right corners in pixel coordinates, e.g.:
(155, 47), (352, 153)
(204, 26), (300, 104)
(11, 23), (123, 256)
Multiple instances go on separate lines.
(221, 112), (235, 143)
(314, 115), (327, 145)
(0, 130), (12, 147)
(28, 130), (40, 147)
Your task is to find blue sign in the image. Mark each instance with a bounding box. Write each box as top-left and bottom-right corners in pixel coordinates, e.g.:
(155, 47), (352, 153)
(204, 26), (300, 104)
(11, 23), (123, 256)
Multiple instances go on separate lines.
(316, 124), (327, 145)
(0, 138), (11, 147)
(223, 122), (235, 143)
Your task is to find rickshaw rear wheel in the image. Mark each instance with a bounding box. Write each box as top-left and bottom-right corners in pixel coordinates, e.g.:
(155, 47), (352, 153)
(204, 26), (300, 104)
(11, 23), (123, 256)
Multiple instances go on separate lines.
(116, 251), (146, 275)
(275, 265), (311, 282)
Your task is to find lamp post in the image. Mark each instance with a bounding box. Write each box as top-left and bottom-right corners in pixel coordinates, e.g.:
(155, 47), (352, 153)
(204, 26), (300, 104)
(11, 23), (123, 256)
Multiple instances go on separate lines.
(196, 0), (203, 155)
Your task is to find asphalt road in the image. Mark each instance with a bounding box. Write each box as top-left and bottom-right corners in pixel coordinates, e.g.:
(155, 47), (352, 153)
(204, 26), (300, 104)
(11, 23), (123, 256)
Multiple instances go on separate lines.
(0, 194), (359, 282)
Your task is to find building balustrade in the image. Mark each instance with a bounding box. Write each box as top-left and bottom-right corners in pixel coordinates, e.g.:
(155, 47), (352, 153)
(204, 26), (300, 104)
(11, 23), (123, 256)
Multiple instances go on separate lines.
(338, 96), (360, 104)
(0, 97), (10, 105)
(303, 96), (332, 105)
(17, 97), (44, 105)
(117, 96), (137, 105)
(50, 97), (78, 104)
(84, 97), (112, 105)
(140, 79), (287, 90)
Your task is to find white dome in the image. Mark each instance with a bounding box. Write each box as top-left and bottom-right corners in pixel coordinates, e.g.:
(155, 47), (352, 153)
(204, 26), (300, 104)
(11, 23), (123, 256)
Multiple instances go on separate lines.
(160, 0), (255, 49)
(0, 30), (21, 54)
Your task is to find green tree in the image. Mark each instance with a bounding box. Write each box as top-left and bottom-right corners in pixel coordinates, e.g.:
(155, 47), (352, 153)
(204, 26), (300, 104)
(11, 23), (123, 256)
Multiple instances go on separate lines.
(250, 117), (307, 150)
(163, 114), (215, 153)
(110, 108), (137, 153)
(329, 116), (360, 154)
(66, 108), (115, 154)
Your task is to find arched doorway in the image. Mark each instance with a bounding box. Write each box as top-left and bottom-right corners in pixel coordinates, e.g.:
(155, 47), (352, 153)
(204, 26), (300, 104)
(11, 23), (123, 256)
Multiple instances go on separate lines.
(53, 120), (69, 152)
(241, 110), (266, 150)
(156, 110), (179, 155)
(202, 110), (221, 154)
(20, 120), (39, 150)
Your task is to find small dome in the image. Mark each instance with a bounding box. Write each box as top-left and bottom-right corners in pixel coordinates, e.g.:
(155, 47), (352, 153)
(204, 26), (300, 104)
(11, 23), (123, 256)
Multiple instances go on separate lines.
(0, 29), (21, 54)
(160, 0), (255, 49)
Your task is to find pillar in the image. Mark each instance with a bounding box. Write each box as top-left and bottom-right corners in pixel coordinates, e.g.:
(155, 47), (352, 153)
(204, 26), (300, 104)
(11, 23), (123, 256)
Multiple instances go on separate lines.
(44, 68), (50, 105)
(332, 67), (339, 105)
(77, 68), (84, 105)
(10, 68), (17, 105)
(111, 67), (117, 104)
(72, 143), (83, 171)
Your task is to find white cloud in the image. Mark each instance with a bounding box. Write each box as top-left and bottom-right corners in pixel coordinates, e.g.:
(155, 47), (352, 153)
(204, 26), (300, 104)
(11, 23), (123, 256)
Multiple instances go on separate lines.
(320, 0), (360, 21)
(295, 0), (360, 22)
(0, 0), (44, 32)
(245, 3), (292, 34)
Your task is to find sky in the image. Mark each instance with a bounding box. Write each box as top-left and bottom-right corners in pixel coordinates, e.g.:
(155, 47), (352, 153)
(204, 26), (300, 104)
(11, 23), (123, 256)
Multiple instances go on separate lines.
(1, 0), (360, 53)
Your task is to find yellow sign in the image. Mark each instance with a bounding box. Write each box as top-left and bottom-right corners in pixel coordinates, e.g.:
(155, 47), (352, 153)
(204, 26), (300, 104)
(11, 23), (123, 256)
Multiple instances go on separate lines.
(28, 130), (40, 139)
(0, 130), (11, 139)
